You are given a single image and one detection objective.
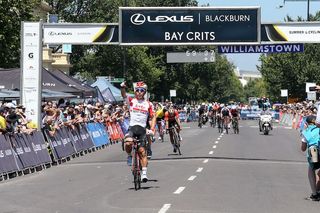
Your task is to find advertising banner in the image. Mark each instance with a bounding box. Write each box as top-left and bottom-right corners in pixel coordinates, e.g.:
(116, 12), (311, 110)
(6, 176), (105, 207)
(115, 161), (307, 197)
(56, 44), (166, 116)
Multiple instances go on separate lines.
(217, 43), (304, 54)
(43, 23), (119, 45)
(0, 135), (20, 173)
(79, 125), (95, 150)
(281, 89), (288, 97)
(21, 22), (42, 128)
(120, 7), (260, 45)
(262, 22), (320, 43)
(86, 123), (109, 147)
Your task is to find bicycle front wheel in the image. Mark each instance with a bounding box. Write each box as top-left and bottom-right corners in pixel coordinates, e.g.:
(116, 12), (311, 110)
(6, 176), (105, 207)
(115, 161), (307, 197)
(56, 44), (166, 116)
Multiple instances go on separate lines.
(173, 130), (181, 155)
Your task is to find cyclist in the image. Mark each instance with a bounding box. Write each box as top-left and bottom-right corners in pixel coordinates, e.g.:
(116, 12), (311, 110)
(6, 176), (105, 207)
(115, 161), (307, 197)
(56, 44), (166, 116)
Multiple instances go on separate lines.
(164, 106), (182, 153)
(221, 104), (231, 129)
(120, 81), (156, 182)
(198, 103), (206, 127)
(230, 105), (240, 130)
(154, 102), (166, 142)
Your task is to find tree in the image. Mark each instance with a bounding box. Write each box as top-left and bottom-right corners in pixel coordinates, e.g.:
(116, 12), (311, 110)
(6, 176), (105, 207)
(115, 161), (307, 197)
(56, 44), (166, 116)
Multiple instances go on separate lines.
(0, 0), (38, 68)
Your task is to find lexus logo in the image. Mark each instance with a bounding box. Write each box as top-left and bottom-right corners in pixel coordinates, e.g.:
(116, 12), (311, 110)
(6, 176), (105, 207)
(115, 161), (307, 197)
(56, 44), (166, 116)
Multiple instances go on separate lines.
(130, 13), (146, 25)
(130, 13), (194, 25)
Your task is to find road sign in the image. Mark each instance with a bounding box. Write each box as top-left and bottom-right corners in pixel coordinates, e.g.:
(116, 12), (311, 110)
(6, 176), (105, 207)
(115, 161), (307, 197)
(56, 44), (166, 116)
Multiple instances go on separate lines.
(170, 90), (176, 97)
(119, 7), (261, 45)
(218, 43), (304, 54)
(167, 50), (215, 63)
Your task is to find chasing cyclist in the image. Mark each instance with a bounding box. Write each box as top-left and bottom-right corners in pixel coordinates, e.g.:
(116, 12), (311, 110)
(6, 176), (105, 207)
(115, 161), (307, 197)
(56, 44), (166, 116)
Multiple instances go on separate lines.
(154, 102), (166, 142)
(164, 106), (182, 153)
(198, 103), (206, 127)
(120, 81), (156, 182)
(221, 104), (231, 129)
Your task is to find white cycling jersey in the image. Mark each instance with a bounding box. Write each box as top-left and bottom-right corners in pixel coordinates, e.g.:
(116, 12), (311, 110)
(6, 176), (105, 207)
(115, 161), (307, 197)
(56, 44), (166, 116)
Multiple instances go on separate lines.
(126, 96), (154, 128)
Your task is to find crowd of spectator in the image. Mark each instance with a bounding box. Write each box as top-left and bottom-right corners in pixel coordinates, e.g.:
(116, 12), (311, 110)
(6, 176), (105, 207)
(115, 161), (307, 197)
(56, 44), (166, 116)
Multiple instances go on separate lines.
(0, 99), (130, 136)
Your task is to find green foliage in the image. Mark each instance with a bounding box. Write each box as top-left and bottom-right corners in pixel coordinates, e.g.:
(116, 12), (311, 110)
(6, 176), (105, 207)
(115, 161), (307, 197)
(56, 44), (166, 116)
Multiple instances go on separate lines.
(0, 0), (38, 68)
(243, 78), (267, 100)
(0, 0), (244, 103)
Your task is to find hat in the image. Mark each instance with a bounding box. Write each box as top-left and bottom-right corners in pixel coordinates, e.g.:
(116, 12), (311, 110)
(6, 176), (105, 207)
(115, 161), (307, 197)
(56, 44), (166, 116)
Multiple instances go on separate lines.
(306, 115), (316, 124)
(5, 102), (16, 108)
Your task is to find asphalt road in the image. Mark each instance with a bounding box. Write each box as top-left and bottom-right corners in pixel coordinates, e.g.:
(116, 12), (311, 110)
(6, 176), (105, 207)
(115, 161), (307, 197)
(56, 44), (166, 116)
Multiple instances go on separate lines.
(0, 120), (319, 213)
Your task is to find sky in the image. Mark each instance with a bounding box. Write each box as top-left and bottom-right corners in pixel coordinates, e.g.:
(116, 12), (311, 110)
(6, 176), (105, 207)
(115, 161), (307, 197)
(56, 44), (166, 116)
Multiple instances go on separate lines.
(198, 0), (320, 71)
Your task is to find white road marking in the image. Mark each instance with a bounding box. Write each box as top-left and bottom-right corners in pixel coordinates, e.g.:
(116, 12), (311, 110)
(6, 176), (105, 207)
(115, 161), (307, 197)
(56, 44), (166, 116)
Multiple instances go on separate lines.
(182, 127), (191, 129)
(217, 138), (221, 140)
(221, 133), (224, 136)
(209, 151), (214, 155)
(215, 141), (219, 144)
(196, 167), (203, 172)
(188, 175), (197, 181)
(159, 204), (171, 213)
(174, 187), (185, 194)
(203, 159), (209, 163)
(284, 127), (292, 129)
(213, 145), (217, 149)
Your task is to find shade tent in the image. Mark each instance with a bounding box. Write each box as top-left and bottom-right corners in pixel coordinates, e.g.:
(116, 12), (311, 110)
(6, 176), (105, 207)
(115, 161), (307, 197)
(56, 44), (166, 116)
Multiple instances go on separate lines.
(0, 68), (86, 95)
(0, 89), (76, 100)
(91, 77), (123, 102)
(51, 69), (95, 97)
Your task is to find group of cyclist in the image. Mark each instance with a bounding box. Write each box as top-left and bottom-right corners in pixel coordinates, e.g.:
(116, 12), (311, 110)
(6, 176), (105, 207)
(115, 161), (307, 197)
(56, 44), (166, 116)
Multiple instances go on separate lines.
(198, 102), (240, 133)
(120, 80), (241, 183)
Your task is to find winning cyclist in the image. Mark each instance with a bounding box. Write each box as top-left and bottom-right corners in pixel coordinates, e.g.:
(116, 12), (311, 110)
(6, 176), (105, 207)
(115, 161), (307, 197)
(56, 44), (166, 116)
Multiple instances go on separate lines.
(164, 106), (182, 153)
(230, 105), (240, 130)
(120, 81), (156, 182)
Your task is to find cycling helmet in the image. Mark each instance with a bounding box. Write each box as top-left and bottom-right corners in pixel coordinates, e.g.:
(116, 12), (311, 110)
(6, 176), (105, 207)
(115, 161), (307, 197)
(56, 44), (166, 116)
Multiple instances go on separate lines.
(221, 104), (225, 107)
(202, 102), (205, 106)
(136, 81), (147, 90)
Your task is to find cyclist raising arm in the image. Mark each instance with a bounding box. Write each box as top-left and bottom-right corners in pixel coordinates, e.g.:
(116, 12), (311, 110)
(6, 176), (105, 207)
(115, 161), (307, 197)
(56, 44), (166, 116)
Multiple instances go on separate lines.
(121, 81), (156, 182)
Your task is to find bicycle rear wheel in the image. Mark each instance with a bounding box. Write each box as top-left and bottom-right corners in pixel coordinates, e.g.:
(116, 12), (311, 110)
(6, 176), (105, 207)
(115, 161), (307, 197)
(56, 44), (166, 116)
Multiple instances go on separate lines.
(173, 130), (181, 155)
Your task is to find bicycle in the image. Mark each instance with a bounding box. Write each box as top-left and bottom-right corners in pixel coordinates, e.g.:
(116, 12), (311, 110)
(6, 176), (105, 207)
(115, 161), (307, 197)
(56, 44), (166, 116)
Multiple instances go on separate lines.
(217, 115), (223, 133)
(223, 116), (229, 134)
(167, 127), (182, 155)
(131, 137), (144, 190)
(232, 117), (239, 134)
(156, 120), (165, 142)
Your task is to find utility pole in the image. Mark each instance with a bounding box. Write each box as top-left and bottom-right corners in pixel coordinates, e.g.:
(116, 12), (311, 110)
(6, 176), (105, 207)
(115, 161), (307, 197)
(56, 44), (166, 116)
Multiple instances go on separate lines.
(307, 0), (310, 21)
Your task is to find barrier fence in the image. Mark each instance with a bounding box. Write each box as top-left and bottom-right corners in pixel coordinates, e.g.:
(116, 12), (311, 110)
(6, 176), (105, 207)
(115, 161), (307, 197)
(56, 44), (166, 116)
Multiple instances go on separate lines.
(0, 119), (130, 178)
(278, 112), (307, 131)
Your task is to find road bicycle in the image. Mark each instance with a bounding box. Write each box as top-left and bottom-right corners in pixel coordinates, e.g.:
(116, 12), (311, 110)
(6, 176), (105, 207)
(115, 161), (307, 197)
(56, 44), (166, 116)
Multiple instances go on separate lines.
(232, 117), (239, 134)
(156, 120), (165, 142)
(223, 116), (229, 134)
(217, 115), (223, 133)
(167, 126), (182, 155)
(131, 137), (144, 190)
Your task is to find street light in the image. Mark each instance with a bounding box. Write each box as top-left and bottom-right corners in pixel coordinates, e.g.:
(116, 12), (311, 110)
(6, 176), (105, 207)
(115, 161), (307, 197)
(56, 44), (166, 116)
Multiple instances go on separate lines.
(283, 0), (320, 21)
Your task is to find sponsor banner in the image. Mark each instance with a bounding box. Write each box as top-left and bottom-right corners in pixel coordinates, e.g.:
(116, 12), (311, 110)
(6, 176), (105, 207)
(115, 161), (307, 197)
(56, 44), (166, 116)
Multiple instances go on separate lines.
(86, 123), (109, 147)
(43, 23), (118, 44)
(0, 135), (21, 173)
(262, 22), (320, 43)
(120, 7), (260, 45)
(21, 22), (42, 128)
(218, 43), (304, 54)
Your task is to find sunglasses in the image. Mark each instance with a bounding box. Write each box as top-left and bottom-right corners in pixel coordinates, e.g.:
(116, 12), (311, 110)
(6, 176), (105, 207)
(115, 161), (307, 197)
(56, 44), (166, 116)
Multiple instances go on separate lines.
(135, 88), (146, 93)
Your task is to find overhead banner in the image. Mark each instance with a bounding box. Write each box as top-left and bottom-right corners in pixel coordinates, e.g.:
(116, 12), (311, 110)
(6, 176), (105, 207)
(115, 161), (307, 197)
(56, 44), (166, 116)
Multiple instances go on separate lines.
(218, 43), (304, 54)
(21, 22), (42, 128)
(43, 23), (119, 44)
(262, 22), (320, 43)
(119, 7), (261, 45)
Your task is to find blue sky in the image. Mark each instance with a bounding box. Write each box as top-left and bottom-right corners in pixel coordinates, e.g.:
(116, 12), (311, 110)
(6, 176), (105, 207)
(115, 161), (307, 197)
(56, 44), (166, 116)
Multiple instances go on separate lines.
(198, 0), (320, 71)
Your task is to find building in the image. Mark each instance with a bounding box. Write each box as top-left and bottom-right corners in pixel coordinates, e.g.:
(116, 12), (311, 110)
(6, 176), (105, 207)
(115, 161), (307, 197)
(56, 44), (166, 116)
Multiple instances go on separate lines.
(34, 1), (73, 74)
(234, 67), (262, 86)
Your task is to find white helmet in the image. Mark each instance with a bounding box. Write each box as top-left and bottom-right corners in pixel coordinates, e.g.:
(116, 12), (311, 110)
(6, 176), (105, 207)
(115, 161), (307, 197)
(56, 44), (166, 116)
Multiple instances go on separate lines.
(202, 103), (205, 106)
(221, 104), (225, 107)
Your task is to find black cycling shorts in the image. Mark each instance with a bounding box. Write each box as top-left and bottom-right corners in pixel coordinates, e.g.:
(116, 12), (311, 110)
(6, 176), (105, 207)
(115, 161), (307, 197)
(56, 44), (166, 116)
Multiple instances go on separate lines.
(168, 120), (178, 128)
(128, 125), (146, 147)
